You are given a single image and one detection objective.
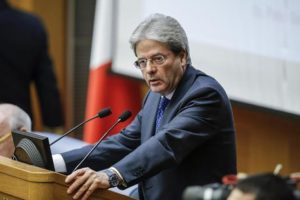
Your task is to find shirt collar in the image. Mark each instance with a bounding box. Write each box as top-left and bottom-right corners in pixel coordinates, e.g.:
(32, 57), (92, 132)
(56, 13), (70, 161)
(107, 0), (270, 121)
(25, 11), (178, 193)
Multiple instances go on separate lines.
(162, 90), (175, 100)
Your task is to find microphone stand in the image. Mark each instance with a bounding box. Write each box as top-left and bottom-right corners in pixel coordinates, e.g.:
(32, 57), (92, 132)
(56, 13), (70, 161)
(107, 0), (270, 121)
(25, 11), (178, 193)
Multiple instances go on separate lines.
(50, 108), (112, 146)
(50, 115), (98, 146)
(72, 119), (122, 172)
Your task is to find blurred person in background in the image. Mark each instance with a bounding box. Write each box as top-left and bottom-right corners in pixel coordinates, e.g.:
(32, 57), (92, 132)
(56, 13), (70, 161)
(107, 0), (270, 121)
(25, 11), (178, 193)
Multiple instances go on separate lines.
(0, 0), (64, 132)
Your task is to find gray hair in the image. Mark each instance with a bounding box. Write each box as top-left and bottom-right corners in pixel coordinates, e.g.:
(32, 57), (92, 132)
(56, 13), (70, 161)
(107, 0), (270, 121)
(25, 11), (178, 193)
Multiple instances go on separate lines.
(0, 104), (32, 131)
(129, 13), (191, 65)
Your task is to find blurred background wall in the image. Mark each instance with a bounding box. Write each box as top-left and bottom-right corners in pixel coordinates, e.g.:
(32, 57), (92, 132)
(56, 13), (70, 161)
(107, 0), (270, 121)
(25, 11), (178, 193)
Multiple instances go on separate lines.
(8, 0), (300, 176)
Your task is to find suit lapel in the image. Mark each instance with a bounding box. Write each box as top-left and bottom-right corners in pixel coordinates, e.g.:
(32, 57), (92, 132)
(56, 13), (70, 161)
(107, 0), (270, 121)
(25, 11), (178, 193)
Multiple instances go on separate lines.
(141, 93), (161, 141)
(142, 66), (204, 137)
(158, 66), (200, 130)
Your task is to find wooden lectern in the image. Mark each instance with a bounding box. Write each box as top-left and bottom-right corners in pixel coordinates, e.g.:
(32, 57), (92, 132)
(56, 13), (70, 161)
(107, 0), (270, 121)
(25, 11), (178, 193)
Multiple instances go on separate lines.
(0, 156), (133, 200)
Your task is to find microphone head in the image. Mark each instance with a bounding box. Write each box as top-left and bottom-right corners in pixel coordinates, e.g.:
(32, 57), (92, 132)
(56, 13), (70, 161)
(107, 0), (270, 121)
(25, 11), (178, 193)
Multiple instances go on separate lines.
(97, 108), (112, 118)
(119, 110), (132, 122)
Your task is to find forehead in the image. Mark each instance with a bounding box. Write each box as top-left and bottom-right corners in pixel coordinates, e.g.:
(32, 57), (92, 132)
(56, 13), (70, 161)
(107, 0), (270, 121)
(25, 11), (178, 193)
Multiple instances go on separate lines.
(135, 40), (171, 57)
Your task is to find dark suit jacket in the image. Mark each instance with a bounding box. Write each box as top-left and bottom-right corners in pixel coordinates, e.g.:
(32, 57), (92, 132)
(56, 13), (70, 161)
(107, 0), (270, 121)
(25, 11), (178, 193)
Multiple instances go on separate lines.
(62, 65), (236, 200)
(0, 1), (63, 127)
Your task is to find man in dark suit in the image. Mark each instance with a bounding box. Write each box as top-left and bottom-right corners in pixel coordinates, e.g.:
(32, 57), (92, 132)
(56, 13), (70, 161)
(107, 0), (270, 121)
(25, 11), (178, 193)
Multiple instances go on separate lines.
(59, 13), (236, 200)
(0, 0), (63, 130)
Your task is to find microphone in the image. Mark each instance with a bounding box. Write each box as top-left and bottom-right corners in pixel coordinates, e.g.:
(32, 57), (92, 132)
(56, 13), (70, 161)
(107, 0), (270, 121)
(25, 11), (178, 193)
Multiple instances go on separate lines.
(72, 110), (132, 172)
(50, 108), (112, 146)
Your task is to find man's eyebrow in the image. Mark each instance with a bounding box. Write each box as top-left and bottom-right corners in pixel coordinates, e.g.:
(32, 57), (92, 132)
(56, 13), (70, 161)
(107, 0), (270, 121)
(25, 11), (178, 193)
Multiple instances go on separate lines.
(137, 53), (162, 60)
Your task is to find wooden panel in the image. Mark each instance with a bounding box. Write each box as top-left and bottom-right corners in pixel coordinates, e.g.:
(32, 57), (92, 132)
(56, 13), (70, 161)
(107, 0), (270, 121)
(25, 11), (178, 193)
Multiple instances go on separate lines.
(232, 102), (300, 175)
(8, 0), (34, 11)
(32, 0), (66, 96)
(0, 156), (134, 200)
(0, 173), (28, 198)
(0, 192), (22, 200)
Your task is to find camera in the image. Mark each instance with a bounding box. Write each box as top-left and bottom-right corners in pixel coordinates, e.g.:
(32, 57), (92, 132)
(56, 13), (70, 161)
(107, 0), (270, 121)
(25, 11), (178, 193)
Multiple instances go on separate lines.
(182, 176), (300, 200)
(182, 183), (233, 200)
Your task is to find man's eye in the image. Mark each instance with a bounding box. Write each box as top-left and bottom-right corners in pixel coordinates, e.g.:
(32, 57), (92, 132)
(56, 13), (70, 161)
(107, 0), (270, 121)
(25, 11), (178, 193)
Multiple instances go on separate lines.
(153, 56), (164, 63)
(138, 59), (147, 65)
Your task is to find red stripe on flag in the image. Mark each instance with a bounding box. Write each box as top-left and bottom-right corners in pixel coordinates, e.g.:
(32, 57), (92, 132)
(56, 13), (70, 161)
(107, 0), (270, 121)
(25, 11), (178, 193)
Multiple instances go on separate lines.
(83, 62), (141, 143)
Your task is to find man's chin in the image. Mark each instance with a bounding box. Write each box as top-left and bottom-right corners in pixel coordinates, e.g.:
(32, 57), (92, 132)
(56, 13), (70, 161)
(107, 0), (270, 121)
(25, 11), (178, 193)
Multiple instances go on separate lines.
(150, 86), (162, 93)
(150, 88), (169, 96)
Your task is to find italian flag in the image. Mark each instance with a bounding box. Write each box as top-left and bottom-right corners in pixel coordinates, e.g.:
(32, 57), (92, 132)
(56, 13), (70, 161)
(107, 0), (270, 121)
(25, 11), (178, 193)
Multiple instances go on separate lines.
(83, 0), (142, 143)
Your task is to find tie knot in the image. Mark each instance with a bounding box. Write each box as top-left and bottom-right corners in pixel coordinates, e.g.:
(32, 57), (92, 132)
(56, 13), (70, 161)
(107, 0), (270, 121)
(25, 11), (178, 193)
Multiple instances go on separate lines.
(158, 96), (170, 112)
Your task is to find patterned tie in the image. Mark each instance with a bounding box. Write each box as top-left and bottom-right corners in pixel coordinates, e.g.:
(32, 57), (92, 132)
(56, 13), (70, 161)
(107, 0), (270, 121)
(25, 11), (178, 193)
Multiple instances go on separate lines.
(155, 96), (170, 131)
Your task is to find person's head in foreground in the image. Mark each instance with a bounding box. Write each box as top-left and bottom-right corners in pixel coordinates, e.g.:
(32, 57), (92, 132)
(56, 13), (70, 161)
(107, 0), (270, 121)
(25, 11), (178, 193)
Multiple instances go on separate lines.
(227, 173), (296, 200)
(0, 103), (31, 157)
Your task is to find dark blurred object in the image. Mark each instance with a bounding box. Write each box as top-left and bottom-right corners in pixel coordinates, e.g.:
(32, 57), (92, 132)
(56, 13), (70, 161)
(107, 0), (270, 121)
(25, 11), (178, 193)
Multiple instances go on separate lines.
(230, 173), (297, 200)
(290, 173), (300, 200)
(0, 0), (64, 129)
(183, 173), (300, 200)
(290, 172), (300, 189)
(182, 183), (232, 200)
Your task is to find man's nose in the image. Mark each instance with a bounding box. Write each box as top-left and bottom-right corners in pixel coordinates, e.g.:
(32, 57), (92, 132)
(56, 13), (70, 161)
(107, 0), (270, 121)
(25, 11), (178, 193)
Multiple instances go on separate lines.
(144, 60), (157, 73)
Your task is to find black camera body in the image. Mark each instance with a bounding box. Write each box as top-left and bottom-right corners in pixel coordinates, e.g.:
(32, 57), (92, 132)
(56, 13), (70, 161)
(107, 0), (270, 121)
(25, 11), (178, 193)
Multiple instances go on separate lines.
(182, 183), (233, 200)
(182, 180), (300, 200)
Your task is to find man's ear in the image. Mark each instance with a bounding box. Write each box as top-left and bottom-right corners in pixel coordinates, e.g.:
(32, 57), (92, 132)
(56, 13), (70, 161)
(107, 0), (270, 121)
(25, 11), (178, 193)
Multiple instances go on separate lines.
(179, 50), (187, 69)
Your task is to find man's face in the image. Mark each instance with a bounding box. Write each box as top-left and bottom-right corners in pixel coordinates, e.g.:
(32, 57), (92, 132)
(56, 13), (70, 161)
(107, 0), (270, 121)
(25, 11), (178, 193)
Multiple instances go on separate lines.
(135, 39), (187, 96)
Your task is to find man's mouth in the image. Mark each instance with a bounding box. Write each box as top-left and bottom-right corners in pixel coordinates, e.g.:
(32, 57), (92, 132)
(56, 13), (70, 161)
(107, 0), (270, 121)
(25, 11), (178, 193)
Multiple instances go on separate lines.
(149, 79), (160, 85)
